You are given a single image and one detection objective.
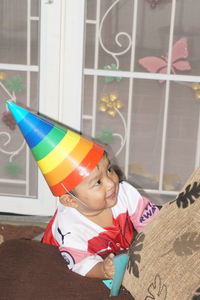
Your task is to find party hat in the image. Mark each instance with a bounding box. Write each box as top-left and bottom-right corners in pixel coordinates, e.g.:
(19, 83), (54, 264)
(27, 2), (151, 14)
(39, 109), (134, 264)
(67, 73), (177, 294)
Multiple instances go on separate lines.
(7, 102), (104, 196)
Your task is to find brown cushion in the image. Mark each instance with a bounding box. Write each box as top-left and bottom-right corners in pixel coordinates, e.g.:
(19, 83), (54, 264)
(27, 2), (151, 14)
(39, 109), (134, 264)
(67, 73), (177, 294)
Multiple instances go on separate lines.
(123, 166), (200, 299)
(0, 239), (133, 300)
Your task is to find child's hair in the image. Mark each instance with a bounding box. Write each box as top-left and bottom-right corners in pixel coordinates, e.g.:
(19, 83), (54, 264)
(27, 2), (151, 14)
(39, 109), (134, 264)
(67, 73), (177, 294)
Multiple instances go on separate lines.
(104, 151), (125, 183)
(111, 164), (125, 183)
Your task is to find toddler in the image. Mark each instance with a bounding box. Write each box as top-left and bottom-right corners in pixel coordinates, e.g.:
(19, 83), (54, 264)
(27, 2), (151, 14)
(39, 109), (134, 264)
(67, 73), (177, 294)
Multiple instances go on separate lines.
(42, 152), (159, 279)
(7, 101), (159, 280)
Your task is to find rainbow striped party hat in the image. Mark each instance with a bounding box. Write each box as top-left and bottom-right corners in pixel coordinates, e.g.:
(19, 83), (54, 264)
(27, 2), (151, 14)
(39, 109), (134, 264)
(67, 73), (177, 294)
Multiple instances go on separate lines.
(7, 102), (104, 196)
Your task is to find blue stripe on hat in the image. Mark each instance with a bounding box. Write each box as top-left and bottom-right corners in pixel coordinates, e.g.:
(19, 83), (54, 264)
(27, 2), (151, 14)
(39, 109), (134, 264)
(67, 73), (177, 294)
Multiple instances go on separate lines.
(18, 113), (54, 148)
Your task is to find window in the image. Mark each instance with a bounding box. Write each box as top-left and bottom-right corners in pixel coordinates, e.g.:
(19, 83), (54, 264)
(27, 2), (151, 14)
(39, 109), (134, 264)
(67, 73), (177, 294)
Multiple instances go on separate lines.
(82, 0), (200, 204)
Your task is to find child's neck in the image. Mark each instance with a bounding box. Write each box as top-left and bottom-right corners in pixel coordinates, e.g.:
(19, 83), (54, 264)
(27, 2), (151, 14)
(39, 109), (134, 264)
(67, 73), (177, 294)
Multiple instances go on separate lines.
(86, 207), (113, 228)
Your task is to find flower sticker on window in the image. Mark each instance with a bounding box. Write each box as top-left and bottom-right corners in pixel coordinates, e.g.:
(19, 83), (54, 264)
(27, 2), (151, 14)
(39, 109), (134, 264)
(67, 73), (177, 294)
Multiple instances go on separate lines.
(99, 93), (123, 118)
(191, 83), (200, 100)
(104, 64), (122, 83)
(6, 75), (25, 93)
(98, 93), (126, 157)
(96, 128), (114, 145)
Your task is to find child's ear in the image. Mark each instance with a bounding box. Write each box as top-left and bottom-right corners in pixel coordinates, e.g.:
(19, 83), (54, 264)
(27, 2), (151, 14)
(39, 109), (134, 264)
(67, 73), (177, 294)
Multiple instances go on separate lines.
(59, 194), (78, 208)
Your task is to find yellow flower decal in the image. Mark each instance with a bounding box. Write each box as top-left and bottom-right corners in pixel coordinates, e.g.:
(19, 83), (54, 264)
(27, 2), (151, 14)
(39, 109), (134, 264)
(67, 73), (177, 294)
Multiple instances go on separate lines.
(98, 93), (124, 117)
(0, 72), (7, 81)
(191, 83), (200, 100)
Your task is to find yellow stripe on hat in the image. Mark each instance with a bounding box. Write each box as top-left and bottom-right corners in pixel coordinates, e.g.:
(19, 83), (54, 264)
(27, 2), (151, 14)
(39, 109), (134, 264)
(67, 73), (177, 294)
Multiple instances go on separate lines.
(37, 130), (80, 174)
(44, 137), (94, 186)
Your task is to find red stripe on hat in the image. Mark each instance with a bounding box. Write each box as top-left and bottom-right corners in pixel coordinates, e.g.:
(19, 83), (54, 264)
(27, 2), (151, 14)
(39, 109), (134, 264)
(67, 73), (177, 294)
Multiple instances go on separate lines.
(50, 143), (104, 196)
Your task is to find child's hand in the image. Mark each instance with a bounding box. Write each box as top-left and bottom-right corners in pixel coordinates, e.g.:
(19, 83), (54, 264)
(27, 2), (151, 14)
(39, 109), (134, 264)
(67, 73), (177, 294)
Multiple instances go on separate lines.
(102, 253), (115, 279)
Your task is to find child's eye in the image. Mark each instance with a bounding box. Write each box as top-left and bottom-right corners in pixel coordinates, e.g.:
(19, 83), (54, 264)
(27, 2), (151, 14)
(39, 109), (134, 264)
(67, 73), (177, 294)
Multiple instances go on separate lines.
(107, 166), (113, 173)
(95, 180), (101, 186)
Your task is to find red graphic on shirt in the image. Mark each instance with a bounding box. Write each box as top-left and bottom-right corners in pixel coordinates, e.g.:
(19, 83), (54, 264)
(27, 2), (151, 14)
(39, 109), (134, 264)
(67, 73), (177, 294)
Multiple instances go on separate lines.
(42, 210), (59, 246)
(88, 212), (134, 255)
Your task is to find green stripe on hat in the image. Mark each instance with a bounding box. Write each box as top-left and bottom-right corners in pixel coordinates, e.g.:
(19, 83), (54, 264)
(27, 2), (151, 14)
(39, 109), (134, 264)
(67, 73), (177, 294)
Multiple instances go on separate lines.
(31, 125), (67, 161)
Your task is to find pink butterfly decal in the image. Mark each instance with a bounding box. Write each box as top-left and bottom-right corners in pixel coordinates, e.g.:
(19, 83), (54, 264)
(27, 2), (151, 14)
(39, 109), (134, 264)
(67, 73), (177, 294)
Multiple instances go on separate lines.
(147, 0), (161, 8)
(138, 37), (191, 82)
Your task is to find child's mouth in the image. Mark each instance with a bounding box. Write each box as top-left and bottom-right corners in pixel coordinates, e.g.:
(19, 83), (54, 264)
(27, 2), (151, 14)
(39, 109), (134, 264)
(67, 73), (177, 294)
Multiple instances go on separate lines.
(107, 191), (116, 201)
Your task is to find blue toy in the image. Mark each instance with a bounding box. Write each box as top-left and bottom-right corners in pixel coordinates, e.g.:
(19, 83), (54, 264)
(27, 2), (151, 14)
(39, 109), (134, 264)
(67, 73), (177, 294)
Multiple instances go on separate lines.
(103, 253), (129, 296)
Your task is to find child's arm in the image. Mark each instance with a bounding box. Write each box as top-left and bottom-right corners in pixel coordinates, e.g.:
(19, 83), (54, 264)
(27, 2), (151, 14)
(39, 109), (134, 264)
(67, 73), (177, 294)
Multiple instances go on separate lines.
(130, 194), (159, 232)
(60, 245), (115, 278)
(86, 253), (114, 279)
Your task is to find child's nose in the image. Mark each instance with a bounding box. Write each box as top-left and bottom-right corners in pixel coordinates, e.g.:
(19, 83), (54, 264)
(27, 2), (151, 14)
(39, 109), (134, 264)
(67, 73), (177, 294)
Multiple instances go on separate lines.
(105, 176), (115, 189)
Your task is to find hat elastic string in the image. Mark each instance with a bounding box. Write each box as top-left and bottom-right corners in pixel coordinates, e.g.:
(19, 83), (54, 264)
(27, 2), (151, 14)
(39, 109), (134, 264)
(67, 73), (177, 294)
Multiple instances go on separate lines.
(61, 184), (90, 208)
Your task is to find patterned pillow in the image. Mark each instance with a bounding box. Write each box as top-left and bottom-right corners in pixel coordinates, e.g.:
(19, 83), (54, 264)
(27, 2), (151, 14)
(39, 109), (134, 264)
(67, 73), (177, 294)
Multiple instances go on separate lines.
(123, 167), (200, 300)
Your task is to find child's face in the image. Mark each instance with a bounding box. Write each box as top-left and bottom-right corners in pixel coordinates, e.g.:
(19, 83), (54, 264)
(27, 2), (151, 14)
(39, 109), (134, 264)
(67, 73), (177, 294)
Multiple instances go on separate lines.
(73, 154), (119, 215)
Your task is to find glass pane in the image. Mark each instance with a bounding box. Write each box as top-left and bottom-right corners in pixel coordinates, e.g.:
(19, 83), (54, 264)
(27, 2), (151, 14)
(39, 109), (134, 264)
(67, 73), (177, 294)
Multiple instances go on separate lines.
(0, 0), (40, 198)
(31, 20), (39, 66)
(86, 0), (96, 20)
(82, 75), (94, 136)
(174, 0), (200, 76)
(0, 0), (28, 65)
(164, 81), (200, 189)
(135, 1), (172, 73)
(128, 79), (164, 191)
(31, 0), (39, 16)
(85, 24), (96, 69)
